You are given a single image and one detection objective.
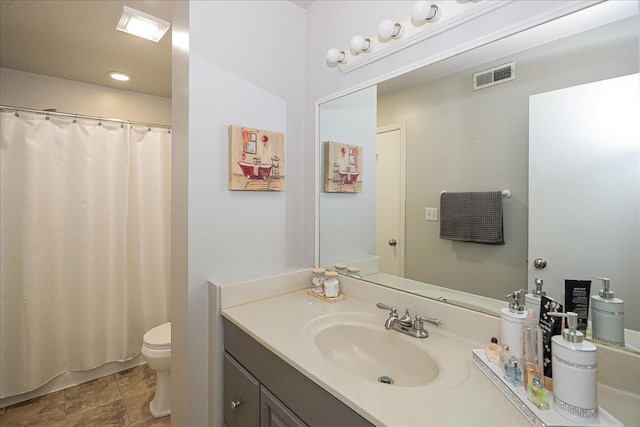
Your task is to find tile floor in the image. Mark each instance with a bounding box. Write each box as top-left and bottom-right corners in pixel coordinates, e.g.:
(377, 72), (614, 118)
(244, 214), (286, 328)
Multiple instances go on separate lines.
(0, 364), (170, 427)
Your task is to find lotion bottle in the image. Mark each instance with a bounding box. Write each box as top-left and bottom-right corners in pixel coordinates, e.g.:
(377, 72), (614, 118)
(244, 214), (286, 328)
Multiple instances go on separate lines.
(525, 278), (545, 320)
(548, 312), (598, 422)
(501, 290), (527, 363)
(590, 277), (624, 347)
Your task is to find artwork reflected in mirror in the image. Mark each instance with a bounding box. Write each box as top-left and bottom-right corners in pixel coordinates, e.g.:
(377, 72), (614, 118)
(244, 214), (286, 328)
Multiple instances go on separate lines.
(324, 141), (363, 193)
(229, 125), (285, 191)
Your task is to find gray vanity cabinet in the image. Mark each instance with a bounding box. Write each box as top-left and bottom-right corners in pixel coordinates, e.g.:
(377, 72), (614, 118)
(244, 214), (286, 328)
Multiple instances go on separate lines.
(223, 319), (373, 427)
(224, 352), (306, 427)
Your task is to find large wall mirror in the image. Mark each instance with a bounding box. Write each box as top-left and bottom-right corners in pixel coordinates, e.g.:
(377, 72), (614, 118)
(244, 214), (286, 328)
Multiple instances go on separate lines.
(318, 1), (639, 353)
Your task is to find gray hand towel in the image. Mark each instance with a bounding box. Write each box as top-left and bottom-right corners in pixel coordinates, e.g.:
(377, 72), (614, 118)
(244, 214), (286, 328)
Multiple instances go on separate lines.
(439, 191), (505, 244)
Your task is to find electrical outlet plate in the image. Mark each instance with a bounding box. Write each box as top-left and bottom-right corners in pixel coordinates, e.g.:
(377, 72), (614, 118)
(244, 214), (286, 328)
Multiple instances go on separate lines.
(425, 207), (438, 221)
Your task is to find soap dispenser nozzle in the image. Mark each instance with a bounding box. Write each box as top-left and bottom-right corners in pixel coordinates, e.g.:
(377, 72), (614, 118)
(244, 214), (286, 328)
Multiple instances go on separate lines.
(533, 278), (546, 296)
(548, 312), (583, 343)
(506, 289), (525, 313)
(593, 276), (614, 300)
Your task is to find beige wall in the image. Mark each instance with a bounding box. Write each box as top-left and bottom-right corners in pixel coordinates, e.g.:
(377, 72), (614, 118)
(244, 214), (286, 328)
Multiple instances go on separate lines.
(0, 68), (171, 125)
(377, 17), (638, 300)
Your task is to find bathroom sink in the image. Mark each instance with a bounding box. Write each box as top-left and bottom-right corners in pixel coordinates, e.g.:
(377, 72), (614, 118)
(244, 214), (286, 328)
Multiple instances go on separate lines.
(303, 311), (470, 389)
(314, 323), (440, 387)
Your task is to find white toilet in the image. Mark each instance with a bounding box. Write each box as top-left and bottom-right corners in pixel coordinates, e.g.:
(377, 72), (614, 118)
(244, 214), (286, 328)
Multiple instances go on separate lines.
(141, 322), (171, 418)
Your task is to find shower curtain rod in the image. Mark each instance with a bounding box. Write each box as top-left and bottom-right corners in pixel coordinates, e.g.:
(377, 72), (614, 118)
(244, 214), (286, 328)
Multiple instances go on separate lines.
(0, 105), (172, 130)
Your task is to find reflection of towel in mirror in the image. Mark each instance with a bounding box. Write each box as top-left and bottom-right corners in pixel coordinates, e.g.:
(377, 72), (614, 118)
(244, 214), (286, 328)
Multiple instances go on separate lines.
(439, 191), (505, 244)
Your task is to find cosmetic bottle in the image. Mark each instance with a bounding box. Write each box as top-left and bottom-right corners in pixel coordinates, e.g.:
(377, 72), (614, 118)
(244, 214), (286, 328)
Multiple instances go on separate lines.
(501, 290), (527, 362)
(485, 337), (501, 364)
(548, 312), (598, 422)
(590, 277), (625, 347)
(500, 344), (511, 374)
(525, 278), (545, 320)
(522, 320), (543, 389)
(527, 374), (549, 410)
(504, 357), (523, 386)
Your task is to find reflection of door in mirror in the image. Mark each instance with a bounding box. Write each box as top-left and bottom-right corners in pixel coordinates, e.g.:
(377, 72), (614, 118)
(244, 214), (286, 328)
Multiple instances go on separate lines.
(376, 123), (406, 276)
(529, 73), (640, 342)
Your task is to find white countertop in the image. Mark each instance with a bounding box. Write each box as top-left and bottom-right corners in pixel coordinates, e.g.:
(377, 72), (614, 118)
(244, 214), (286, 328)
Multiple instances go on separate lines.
(221, 288), (528, 426)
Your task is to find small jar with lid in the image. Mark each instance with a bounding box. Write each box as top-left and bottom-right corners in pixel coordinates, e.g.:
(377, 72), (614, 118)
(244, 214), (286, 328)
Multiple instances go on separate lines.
(311, 268), (326, 294)
(323, 271), (340, 298)
(346, 267), (361, 279)
(334, 264), (348, 275)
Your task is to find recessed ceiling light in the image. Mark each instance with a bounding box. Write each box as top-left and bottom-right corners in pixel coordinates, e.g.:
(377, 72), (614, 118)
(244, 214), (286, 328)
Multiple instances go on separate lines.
(116, 6), (171, 43)
(109, 72), (131, 82)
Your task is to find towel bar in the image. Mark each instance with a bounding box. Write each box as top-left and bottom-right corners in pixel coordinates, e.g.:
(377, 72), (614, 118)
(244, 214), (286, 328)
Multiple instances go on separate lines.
(440, 189), (511, 198)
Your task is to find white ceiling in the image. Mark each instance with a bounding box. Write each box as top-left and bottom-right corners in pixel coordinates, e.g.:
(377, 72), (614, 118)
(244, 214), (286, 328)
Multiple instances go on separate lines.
(1, 0), (173, 98)
(0, 1), (314, 99)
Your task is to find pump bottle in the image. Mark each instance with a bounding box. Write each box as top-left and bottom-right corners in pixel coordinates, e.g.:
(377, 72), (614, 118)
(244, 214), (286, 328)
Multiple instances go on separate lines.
(525, 278), (545, 320)
(548, 312), (598, 422)
(501, 290), (527, 362)
(591, 277), (624, 347)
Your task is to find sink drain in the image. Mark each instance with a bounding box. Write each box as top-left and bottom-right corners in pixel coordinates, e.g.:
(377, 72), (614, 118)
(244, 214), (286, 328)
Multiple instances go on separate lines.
(378, 376), (394, 385)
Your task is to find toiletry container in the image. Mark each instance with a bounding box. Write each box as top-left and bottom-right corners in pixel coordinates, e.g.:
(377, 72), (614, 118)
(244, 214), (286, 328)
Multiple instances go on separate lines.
(485, 337), (501, 364)
(323, 271), (340, 298)
(591, 277), (625, 347)
(525, 278), (545, 320)
(334, 264), (348, 275)
(501, 290), (528, 362)
(311, 268), (326, 294)
(346, 267), (361, 278)
(549, 312), (598, 422)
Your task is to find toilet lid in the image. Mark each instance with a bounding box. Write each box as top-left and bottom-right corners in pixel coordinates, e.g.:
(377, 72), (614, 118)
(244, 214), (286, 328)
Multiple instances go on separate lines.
(143, 322), (171, 350)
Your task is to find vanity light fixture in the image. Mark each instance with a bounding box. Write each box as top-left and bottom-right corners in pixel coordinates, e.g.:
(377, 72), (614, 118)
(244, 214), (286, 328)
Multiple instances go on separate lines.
(412, 2), (441, 23)
(109, 72), (131, 82)
(116, 6), (171, 42)
(326, 48), (348, 65)
(378, 19), (402, 40)
(350, 35), (372, 54)
(327, 0), (508, 73)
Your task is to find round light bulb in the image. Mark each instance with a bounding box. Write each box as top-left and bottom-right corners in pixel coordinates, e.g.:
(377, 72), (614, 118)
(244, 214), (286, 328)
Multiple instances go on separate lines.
(326, 48), (345, 64)
(350, 35), (371, 53)
(412, 2), (441, 23)
(378, 19), (400, 39)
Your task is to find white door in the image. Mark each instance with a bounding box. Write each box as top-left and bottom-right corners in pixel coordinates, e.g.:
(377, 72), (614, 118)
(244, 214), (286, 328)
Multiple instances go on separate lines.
(376, 123), (406, 276)
(528, 75), (640, 305)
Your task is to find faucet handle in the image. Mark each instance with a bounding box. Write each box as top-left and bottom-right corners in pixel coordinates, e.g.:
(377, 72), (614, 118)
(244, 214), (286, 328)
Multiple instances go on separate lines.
(414, 315), (444, 328)
(376, 303), (397, 316)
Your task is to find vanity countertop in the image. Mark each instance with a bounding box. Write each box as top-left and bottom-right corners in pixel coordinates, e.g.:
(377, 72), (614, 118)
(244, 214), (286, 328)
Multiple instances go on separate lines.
(221, 287), (527, 426)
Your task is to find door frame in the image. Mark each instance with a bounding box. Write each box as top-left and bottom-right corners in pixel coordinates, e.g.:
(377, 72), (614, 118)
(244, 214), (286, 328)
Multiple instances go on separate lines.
(376, 122), (407, 277)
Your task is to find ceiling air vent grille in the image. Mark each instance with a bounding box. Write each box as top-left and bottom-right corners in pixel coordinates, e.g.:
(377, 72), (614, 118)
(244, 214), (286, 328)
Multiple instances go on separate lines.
(473, 62), (515, 90)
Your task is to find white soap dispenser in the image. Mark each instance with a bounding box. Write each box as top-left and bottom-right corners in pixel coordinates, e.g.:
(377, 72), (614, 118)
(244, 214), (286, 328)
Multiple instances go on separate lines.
(525, 278), (545, 320)
(501, 290), (528, 363)
(548, 312), (598, 422)
(591, 277), (625, 347)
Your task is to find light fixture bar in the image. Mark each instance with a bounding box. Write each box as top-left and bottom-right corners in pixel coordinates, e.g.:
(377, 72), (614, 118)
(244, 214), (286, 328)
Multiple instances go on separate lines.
(335, 1), (513, 74)
(116, 6), (171, 43)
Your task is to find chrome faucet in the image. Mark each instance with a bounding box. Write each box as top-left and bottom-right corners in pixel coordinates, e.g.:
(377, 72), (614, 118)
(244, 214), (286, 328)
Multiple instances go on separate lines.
(376, 303), (443, 339)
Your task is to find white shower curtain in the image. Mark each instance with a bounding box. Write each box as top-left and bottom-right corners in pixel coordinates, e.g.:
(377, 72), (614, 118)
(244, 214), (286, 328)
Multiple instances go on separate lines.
(0, 111), (171, 398)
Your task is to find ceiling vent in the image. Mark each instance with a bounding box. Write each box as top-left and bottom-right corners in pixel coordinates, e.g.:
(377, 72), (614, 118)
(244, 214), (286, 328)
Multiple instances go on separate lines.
(473, 62), (515, 90)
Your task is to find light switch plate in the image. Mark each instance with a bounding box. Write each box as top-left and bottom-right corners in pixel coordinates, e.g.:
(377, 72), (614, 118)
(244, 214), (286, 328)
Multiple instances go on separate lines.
(425, 207), (438, 221)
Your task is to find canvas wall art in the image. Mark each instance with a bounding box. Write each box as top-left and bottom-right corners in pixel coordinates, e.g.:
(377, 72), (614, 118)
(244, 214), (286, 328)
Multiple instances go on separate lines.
(324, 141), (363, 193)
(229, 125), (285, 191)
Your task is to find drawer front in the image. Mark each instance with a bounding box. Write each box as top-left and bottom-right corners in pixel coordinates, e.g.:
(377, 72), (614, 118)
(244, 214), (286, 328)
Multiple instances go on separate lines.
(224, 352), (260, 427)
(261, 386), (307, 427)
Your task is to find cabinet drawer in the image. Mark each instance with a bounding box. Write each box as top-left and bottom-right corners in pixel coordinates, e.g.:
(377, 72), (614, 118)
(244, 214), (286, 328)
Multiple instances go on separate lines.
(224, 352), (260, 427)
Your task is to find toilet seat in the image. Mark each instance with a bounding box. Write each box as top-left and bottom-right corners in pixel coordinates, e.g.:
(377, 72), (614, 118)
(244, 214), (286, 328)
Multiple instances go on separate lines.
(143, 322), (171, 350)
